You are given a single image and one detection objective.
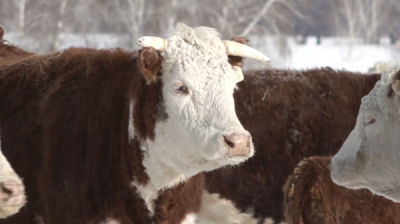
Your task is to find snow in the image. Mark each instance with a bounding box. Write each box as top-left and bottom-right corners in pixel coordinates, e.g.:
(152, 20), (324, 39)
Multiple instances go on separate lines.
(4, 32), (400, 73)
(246, 35), (400, 73)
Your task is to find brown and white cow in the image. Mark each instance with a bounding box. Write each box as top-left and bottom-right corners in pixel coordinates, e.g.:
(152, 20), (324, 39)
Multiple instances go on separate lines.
(0, 26), (27, 219)
(0, 23), (269, 223)
(283, 156), (400, 224)
(205, 68), (381, 223)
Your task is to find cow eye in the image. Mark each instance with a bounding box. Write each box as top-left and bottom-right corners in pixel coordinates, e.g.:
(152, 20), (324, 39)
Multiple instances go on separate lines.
(363, 117), (375, 127)
(174, 84), (189, 94)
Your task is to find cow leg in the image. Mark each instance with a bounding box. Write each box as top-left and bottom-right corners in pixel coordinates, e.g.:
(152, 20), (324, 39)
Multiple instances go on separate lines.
(0, 151), (26, 218)
(197, 190), (257, 224)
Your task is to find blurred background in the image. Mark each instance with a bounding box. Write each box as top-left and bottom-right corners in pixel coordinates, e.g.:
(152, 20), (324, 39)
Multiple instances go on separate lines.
(1, 0), (399, 72)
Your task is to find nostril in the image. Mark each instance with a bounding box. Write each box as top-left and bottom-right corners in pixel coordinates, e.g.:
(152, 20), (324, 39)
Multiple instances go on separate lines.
(224, 133), (251, 157)
(1, 184), (13, 196)
(224, 136), (235, 149)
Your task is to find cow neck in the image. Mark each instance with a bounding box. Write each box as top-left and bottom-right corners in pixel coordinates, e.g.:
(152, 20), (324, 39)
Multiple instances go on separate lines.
(141, 140), (187, 191)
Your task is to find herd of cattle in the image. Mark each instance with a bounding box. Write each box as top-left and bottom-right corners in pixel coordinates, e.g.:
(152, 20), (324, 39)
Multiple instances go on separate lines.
(0, 23), (399, 224)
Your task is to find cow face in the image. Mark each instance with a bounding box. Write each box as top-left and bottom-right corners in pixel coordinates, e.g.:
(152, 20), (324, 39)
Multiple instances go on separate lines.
(331, 65), (400, 202)
(136, 24), (269, 181)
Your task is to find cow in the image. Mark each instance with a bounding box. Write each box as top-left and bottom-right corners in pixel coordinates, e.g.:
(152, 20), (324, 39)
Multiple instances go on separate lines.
(205, 68), (381, 223)
(0, 23), (270, 223)
(0, 26), (27, 219)
(330, 63), (400, 203)
(283, 156), (400, 224)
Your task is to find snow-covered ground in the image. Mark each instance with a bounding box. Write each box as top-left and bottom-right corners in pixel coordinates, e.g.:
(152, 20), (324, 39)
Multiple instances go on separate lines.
(4, 32), (400, 73)
(247, 35), (400, 73)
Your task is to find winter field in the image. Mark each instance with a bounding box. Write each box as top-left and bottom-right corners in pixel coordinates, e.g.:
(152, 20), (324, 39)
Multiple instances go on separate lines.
(246, 35), (400, 72)
(4, 32), (400, 73)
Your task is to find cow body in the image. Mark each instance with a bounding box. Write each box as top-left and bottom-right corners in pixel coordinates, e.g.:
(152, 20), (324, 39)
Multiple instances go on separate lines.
(283, 156), (400, 224)
(0, 24), (266, 223)
(331, 63), (400, 203)
(205, 68), (381, 222)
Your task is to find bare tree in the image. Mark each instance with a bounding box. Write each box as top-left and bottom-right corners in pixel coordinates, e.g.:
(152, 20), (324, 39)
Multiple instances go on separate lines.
(113, 0), (146, 48)
(53, 0), (69, 51)
(18, 0), (27, 35)
(241, 0), (305, 36)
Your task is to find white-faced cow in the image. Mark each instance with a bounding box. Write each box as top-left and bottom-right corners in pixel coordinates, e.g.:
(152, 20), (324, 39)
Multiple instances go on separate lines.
(0, 23), (269, 223)
(331, 63), (400, 203)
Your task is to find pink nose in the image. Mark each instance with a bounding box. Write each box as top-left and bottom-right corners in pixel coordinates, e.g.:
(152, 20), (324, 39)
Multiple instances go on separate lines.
(223, 133), (251, 157)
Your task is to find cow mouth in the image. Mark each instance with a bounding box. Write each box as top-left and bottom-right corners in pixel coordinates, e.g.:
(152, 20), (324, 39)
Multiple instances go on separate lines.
(330, 162), (361, 188)
(227, 155), (251, 163)
(215, 149), (254, 166)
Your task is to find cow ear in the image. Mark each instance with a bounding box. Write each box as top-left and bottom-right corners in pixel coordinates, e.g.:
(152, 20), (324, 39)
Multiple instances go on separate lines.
(391, 69), (400, 95)
(0, 26), (4, 40)
(138, 47), (163, 84)
(228, 36), (249, 68)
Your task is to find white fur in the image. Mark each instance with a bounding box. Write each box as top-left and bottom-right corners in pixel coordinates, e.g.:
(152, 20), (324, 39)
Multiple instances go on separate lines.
(331, 62), (400, 202)
(128, 98), (135, 141)
(262, 218), (287, 224)
(99, 218), (120, 224)
(0, 151), (21, 185)
(263, 218), (274, 224)
(197, 191), (257, 224)
(0, 136), (26, 218)
(131, 179), (158, 216)
(181, 213), (197, 224)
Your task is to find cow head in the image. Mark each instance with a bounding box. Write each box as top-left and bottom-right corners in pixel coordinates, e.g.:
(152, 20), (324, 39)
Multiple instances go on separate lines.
(331, 63), (400, 202)
(134, 23), (269, 186)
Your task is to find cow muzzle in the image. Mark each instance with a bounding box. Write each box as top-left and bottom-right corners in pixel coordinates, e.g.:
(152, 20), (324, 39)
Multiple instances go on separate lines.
(0, 180), (26, 218)
(223, 132), (251, 157)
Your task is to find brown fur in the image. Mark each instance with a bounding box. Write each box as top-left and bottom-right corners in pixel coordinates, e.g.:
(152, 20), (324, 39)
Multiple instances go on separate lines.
(205, 68), (381, 222)
(0, 28), (34, 61)
(0, 35), (248, 223)
(282, 156), (400, 224)
(391, 69), (400, 94)
(138, 47), (163, 85)
(0, 26), (4, 40)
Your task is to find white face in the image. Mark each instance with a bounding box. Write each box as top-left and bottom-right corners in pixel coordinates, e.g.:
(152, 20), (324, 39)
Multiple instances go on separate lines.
(331, 69), (400, 202)
(146, 26), (254, 178)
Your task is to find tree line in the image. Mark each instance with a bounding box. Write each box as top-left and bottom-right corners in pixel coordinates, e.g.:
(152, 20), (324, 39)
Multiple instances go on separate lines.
(1, 0), (399, 53)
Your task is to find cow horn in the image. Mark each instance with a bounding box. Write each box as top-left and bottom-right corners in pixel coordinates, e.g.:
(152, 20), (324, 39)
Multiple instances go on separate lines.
(223, 40), (270, 64)
(137, 36), (168, 51)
